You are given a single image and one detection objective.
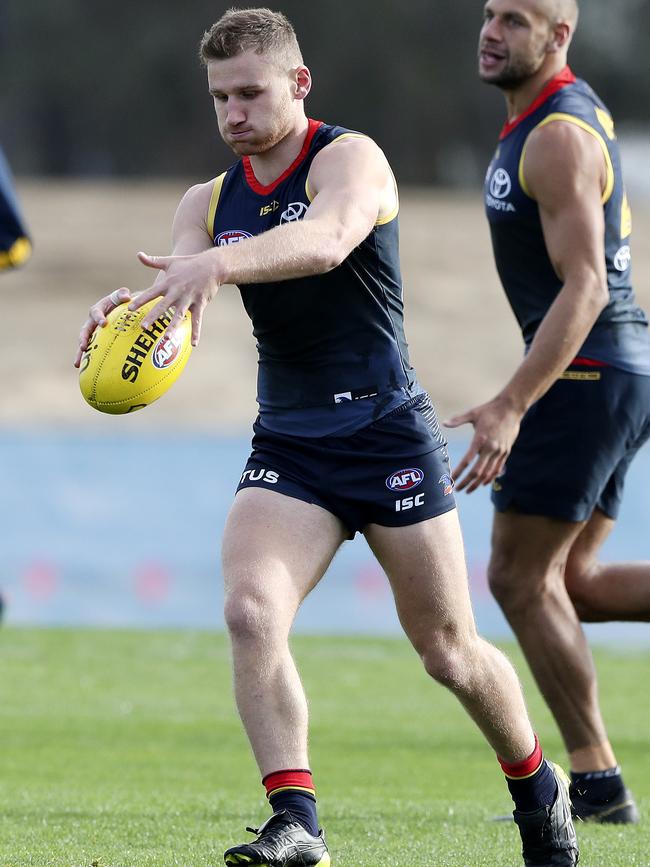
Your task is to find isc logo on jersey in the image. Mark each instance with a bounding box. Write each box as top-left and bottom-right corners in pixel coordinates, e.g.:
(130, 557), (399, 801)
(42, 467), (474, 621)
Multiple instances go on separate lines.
(386, 468), (425, 491)
(216, 230), (253, 246)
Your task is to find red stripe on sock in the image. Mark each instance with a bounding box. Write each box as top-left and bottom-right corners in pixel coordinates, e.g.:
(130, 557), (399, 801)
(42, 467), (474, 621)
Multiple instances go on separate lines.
(498, 735), (544, 779)
(263, 769), (315, 798)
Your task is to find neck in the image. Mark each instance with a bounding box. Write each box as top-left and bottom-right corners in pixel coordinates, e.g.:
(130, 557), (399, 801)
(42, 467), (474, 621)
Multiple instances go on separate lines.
(504, 58), (568, 121)
(248, 113), (310, 186)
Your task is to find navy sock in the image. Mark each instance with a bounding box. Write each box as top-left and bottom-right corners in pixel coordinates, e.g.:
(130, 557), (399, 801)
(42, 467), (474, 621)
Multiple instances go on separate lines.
(498, 735), (558, 813)
(570, 766), (624, 806)
(263, 769), (319, 836)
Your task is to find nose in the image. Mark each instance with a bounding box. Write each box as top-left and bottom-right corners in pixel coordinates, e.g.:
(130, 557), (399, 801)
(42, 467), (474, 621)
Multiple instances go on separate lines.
(225, 99), (246, 127)
(481, 16), (502, 42)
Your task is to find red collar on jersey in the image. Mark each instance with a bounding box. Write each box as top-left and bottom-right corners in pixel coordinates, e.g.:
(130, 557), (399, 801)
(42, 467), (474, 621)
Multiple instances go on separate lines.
(243, 118), (324, 195)
(499, 66), (577, 140)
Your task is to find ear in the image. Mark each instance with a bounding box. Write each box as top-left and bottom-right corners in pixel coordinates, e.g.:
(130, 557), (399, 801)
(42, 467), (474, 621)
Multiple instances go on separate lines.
(548, 21), (571, 52)
(293, 65), (312, 101)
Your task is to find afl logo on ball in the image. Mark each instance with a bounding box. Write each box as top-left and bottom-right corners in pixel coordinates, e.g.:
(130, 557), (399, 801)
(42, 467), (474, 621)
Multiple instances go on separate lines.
(152, 333), (182, 369)
(386, 468), (425, 492)
(215, 229), (253, 246)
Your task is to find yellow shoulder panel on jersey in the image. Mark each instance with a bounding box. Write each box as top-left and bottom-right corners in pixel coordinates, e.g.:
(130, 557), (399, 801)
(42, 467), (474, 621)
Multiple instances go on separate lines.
(206, 172), (227, 241)
(519, 112), (615, 205)
(0, 236), (32, 270)
(305, 133), (399, 225)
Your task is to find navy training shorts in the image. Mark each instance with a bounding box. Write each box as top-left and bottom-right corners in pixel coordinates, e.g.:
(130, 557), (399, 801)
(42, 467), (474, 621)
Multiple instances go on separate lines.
(492, 362), (650, 522)
(236, 393), (456, 536)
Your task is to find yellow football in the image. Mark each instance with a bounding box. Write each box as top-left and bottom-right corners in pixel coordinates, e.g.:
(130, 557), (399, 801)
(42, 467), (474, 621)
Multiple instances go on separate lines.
(79, 299), (192, 414)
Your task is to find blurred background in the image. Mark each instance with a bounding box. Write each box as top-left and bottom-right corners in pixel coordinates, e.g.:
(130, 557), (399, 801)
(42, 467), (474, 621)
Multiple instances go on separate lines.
(1, 0), (649, 641)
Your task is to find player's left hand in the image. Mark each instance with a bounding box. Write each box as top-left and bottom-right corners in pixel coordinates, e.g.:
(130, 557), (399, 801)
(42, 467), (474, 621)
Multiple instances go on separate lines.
(444, 397), (522, 493)
(131, 250), (221, 346)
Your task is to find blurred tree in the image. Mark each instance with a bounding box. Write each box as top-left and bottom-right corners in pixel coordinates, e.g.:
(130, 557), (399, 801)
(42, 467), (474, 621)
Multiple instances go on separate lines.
(0, 0), (648, 183)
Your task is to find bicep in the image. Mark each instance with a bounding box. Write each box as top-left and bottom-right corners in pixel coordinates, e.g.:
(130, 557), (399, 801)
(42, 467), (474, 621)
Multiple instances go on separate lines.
(524, 124), (607, 286)
(305, 139), (389, 247)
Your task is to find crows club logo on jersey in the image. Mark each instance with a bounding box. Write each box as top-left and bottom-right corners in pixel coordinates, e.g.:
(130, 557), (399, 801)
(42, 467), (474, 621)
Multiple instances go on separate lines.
(438, 473), (454, 496)
(614, 244), (631, 272)
(215, 229), (253, 246)
(386, 468), (425, 492)
(152, 332), (182, 369)
(280, 202), (308, 223)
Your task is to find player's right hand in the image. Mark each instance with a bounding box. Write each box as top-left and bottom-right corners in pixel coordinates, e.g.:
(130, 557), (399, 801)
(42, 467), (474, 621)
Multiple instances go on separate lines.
(74, 287), (132, 368)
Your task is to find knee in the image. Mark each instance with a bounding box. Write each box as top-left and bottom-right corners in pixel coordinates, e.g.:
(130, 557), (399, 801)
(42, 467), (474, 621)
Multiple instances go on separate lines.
(487, 553), (526, 613)
(224, 587), (280, 643)
(419, 630), (474, 693)
(564, 561), (597, 621)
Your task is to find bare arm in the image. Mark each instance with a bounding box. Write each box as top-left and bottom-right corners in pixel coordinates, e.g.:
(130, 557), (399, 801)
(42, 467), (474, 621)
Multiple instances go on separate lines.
(74, 182), (214, 366)
(129, 136), (396, 341)
(447, 120), (609, 492)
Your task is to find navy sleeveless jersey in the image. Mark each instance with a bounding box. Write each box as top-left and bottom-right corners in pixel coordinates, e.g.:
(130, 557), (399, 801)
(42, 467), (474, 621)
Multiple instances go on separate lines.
(0, 146), (31, 271)
(485, 67), (650, 375)
(208, 119), (420, 436)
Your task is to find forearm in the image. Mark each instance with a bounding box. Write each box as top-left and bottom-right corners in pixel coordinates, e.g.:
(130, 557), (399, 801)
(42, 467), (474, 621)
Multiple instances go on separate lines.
(499, 277), (607, 414)
(211, 218), (346, 286)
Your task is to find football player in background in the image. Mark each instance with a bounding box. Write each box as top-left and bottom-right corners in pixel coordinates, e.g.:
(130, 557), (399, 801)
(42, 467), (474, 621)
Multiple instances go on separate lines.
(448, 0), (649, 825)
(0, 143), (31, 624)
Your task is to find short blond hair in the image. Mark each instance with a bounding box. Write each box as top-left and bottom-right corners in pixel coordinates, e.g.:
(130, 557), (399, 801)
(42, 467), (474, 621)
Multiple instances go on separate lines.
(199, 7), (302, 68)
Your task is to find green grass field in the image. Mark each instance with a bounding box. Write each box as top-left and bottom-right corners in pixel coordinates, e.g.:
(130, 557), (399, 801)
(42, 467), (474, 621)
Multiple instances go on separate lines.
(1, 629), (648, 866)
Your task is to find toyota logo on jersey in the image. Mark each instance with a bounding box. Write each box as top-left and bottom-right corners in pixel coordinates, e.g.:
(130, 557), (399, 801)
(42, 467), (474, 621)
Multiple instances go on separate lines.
(489, 168), (512, 199)
(386, 468), (425, 491)
(280, 202), (308, 223)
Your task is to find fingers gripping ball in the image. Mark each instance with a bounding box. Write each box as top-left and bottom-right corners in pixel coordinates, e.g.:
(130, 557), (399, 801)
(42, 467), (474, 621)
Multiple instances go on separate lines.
(79, 300), (192, 414)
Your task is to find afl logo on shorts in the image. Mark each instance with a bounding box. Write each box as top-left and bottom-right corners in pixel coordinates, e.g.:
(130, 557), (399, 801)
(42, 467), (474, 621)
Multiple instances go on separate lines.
(215, 230), (253, 246)
(386, 468), (425, 492)
(489, 168), (512, 199)
(152, 333), (181, 369)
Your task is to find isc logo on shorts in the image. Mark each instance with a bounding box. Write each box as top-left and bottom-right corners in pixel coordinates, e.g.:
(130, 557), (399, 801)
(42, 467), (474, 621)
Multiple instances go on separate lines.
(386, 468), (425, 492)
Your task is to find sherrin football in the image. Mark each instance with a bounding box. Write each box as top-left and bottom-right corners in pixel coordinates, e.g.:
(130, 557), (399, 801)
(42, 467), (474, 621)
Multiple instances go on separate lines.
(79, 299), (192, 414)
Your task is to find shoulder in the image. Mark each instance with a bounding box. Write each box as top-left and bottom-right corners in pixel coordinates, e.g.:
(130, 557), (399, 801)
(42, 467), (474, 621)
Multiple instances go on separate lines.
(310, 132), (392, 184)
(524, 120), (604, 194)
(177, 179), (219, 213)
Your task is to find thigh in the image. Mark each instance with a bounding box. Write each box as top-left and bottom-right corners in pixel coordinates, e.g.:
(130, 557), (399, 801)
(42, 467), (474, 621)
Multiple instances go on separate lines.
(364, 509), (477, 648)
(222, 487), (347, 623)
(492, 366), (649, 522)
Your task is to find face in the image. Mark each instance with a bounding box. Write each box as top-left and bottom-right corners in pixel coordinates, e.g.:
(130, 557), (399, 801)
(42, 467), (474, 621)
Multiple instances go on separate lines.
(207, 50), (303, 156)
(479, 0), (555, 89)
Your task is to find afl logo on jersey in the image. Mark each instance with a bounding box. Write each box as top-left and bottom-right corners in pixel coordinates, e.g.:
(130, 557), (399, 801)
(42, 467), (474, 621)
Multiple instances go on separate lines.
(614, 245), (631, 272)
(280, 202), (308, 223)
(215, 229), (253, 246)
(386, 468), (425, 492)
(489, 168), (512, 199)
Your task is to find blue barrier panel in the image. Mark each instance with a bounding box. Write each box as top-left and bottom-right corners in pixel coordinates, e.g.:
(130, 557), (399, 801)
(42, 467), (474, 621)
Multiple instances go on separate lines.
(1, 432), (648, 644)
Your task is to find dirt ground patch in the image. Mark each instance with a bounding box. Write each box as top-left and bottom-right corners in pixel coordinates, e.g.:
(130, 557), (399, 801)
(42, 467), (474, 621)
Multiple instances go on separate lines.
(2, 181), (649, 432)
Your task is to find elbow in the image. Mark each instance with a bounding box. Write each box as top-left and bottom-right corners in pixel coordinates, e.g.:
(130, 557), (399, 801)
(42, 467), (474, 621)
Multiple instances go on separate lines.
(312, 237), (349, 274)
(591, 276), (609, 314)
